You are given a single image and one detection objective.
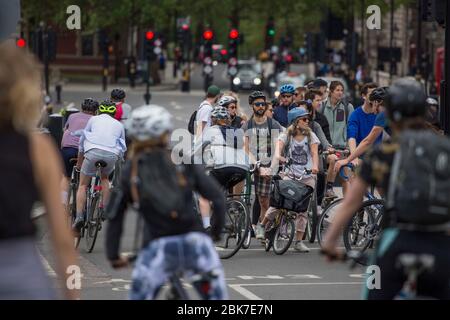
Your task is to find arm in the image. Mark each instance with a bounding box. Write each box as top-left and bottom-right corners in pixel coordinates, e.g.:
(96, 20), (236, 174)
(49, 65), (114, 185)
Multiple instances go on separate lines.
(243, 135), (257, 165)
(321, 177), (368, 258)
(270, 139), (286, 174)
(320, 115), (332, 143)
(310, 143), (319, 174)
(30, 134), (79, 300)
(314, 122), (331, 150)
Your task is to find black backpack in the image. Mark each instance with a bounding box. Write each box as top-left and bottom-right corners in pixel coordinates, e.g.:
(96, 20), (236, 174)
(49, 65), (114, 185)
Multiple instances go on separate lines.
(132, 151), (195, 223)
(387, 130), (450, 229)
(188, 110), (197, 135)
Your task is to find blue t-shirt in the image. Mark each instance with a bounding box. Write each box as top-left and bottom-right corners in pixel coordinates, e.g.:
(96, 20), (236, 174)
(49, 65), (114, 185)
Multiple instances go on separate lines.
(374, 112), (392, 136)
(273, 104), (295, 128)
(347, 106), (382, 145)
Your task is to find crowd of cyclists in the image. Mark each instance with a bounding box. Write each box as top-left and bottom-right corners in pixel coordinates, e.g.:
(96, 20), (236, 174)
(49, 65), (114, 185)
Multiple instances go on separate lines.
(1, 42), (449, 300)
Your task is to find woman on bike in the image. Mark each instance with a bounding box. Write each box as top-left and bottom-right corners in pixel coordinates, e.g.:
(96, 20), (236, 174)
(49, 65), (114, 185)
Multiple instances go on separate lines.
(0, 43), (78, 299)
(261, 107), (320, 252)
(72, 100), (126, 231)
(105, 104), (228, 300)
(322, 79), (450, 299)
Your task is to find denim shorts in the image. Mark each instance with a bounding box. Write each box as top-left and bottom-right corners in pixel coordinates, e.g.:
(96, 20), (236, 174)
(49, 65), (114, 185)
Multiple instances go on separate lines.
(130, 232), (228, 300)
(81, 148), (118, 177)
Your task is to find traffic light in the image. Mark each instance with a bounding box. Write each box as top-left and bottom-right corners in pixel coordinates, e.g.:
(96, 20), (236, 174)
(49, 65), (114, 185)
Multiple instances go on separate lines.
(420, 0), (446, 27)
(228, 29), (239, 58)
(144, 30), (157, 61)
(177, 24), (192, 61)
(265, 17), (275, 49)
(304, 33), (315, 63)
(203, 29), (214, 58)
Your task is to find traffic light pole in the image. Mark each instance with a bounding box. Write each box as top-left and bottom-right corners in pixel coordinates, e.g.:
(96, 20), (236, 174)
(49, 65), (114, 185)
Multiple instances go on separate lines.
(144, 57), (151, 104)
(43, 29), (50, 95)
(102, 47), (109, 92)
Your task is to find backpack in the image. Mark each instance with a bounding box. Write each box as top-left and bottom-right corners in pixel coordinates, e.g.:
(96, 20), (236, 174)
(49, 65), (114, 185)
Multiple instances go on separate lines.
(387, 130), (450, 229)
(114, 102), (124, 121)
(131, 151), (195, 222)
(270, 178), (314, 212)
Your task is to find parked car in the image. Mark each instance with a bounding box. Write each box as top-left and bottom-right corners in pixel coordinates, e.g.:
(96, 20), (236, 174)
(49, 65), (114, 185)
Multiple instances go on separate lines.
(231, 60), (264, 92)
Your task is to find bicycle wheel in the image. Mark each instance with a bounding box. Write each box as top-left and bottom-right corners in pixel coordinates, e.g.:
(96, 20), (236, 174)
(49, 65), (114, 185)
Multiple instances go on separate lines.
(85, 196), (101, 253)
(306, 191), (319, 243)
(317, 198), (345, 247)
(241, 220), (252, 249)
(214, 199), (249, 259)
(273, 215), (295, 255)
(343, 199), (384, 254)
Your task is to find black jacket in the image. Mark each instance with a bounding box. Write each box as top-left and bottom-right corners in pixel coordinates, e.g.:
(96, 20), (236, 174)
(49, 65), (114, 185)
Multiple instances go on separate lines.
(314, 112), (332, 144)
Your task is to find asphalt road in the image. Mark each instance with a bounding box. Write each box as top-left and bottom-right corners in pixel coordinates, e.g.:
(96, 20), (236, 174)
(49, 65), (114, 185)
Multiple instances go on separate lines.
(36, 82), (368, 300)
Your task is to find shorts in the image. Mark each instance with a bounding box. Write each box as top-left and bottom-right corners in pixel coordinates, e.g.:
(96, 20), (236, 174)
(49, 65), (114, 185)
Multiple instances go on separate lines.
(81, 148), (118, 177)
(210, 167), (247, 190)
(61, 147), (78, 177)
(254, 171), (272, 197)
(130, 232), (228, 300)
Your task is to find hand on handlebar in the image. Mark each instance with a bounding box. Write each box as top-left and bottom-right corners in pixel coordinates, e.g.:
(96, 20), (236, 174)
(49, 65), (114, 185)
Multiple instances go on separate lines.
(311, 167), (319, 175)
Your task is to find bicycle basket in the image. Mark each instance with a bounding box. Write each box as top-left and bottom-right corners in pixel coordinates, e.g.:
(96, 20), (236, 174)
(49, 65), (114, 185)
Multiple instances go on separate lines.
(270, 179), (313, 212)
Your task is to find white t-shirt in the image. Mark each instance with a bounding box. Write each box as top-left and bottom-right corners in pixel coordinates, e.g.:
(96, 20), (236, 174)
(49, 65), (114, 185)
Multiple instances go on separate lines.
(195, 100), (213, 129)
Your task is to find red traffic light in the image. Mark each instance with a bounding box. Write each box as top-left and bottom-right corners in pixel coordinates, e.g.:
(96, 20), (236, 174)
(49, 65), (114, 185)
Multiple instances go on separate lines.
(16, 38), (26, 48)
(145, 31), (155, 40)
(220, 49), (228, 55)
(229, 29), (239, 40)
(203, 30), (214, 41)
(181, 24), (189, 31)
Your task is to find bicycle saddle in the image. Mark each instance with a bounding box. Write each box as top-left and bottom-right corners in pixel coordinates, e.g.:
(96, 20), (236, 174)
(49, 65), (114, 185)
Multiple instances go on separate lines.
(95, 160), (108, 168)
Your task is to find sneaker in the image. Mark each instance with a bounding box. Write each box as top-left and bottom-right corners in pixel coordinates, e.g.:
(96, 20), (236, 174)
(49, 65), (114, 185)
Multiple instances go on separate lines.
(255, 224), (265, 240)
(294, 241), (310, 253)
(325, 188), (337, 199)
(72, 214), (85, 231)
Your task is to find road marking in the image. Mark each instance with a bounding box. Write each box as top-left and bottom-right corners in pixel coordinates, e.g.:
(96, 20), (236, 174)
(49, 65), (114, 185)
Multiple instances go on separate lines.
(170, 101), (182, 110)
(229, 284), (263, 300)
(39, 253), (57, 277)
(238, 275), (284, 280)
(232, 281), (364, 287)
(349, 274), (366, 278)
(285, 274), (322, 279)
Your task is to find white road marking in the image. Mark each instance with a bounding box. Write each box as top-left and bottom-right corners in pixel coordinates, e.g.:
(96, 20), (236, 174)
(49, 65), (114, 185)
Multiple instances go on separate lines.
(238, 275), (284, 280)
(39, 253), (57, 277)
(229, 284), (263, 300)
(170, 101), (182, 110)
(232, 281), (364, 287)
(285, 274), (322, 279)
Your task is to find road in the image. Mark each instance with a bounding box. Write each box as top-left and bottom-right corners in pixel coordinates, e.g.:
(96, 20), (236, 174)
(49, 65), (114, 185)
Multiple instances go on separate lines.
(36, 80), (367, 300)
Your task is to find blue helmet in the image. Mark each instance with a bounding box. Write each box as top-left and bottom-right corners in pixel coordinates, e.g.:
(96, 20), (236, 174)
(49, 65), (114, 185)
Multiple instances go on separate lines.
(279, 84), (295, 95)
(288, 107), (309, 125)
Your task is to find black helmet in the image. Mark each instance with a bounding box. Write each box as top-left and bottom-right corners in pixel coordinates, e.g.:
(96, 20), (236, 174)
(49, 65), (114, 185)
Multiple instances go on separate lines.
(81, 98), (99, 113)
(248, 91), (266, 105)
(111, 88), (126, 100)
(385, 79), (426, 122)
(369, 86), (388, 102)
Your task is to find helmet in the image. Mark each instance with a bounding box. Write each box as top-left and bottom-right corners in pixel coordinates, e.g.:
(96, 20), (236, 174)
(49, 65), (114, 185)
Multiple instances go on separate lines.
(98, 99), (117, 115)
(248, 91), (266, 105)
(426, 97), (438, 107)
(128, 105), (173, 141)
(111, 88), (126, 100)
(81, 98), (99, 113)
(217, 95), (237, 108)
(288, 107), (309, 125)
(279, 84), (295, 95)
(312, 78), (328, 89)
(369, 86), (388, 102)
(211, 106), (230, 120)
(385, 78), (426, 122)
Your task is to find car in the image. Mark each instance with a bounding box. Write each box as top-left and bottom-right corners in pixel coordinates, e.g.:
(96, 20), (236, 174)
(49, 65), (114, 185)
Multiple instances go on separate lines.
(272, 71), (307, 97)
(230, 60), (264, 92)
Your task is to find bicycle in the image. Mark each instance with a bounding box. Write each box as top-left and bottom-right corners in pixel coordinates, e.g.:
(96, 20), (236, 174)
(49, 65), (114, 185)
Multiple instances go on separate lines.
(264, 167), (315, 254)
(66, 158), (81, 247)
(76, 160), (108, 253)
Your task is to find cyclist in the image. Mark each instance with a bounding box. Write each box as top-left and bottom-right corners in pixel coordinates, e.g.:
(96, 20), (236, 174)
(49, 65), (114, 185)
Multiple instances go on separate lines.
(0, 43), (78, 299)
(305, 89), (331, 142)
(105, 105), (228, 300)
(334, 86), (389, 174)
(261, 107), (320, 252)
(72, 100), (126, 230)
(425, 97), (442, 133)
(218, 95), (244, 129)
(322, 78), (450, 299)
(320, 81), (354, 198)
(60, 98), (98, 204)
(242, 91), (284, 240)
(223, 91), (248, 128)
(111, 88), (132, 123)
(294, 86), (307, 105)
(273, 84), (297, 127)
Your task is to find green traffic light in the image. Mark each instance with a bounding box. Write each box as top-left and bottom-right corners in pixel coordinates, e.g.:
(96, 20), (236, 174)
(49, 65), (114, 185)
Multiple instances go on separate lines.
(268, 29), (275, 36)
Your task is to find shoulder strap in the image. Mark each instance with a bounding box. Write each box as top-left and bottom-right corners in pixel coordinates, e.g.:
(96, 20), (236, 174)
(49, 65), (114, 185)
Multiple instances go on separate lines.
(320, 101), (325, 114)
(344, 101), (350, 123)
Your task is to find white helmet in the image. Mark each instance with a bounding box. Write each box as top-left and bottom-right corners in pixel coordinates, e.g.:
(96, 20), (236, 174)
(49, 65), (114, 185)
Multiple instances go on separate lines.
(211, 106), (230, 120)
(217, 95), (237, 108)
(127, 105), (173, 141)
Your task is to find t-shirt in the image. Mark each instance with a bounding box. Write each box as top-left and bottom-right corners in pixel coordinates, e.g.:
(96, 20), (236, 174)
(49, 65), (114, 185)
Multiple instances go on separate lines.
(374, 112), (392, 136)
(347, 106), (382, 146)
(61, 112), (92, 149)
(241, 117), (284, 166)
(279, 131), (320, 179)
(195, 100), (213, 129)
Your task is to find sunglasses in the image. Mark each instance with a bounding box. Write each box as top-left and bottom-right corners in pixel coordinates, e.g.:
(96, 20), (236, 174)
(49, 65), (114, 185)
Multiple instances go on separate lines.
(99, 105), (116, 113)
(253, 102), (266, 107)
(281, 94), (293, 99)
(298, 117), (310, 122)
